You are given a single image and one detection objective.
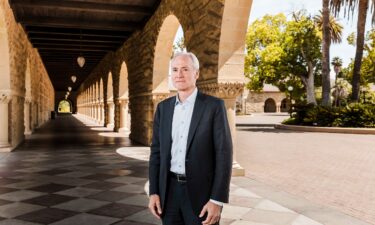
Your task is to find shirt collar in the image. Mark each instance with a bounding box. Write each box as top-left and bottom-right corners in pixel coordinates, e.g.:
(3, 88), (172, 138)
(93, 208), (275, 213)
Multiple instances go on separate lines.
(175, 87), (198, 105)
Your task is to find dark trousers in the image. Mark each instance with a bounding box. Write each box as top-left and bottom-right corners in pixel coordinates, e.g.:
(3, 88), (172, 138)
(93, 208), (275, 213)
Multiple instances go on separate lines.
(162, 176), (218, 225)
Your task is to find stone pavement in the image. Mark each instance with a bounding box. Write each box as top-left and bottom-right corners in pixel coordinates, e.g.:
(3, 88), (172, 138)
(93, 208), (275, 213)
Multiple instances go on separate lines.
(236, 114), (375, 225)
(0, 114), (371, 225)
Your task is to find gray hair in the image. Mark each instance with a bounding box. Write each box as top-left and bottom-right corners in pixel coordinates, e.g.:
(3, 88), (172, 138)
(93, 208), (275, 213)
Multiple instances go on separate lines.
(171, 52), (200, 71)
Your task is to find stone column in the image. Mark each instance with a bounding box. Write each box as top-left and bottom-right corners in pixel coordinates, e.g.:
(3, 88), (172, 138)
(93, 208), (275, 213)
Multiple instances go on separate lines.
(100, 103), (104, 125)
(95, 103), (100, 123)
(0, 92), (11, 151)
(107, 101), (115, 128)
(199, 83), (245, 176)
(119, 98), (129, 132)
(24, 97), (32, 136)
(114, 99), (120, 132)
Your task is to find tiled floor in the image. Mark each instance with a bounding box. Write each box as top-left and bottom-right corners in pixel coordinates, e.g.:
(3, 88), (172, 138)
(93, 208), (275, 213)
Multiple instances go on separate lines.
(0, 115), (154, 225)
(0, 114), (372, 225)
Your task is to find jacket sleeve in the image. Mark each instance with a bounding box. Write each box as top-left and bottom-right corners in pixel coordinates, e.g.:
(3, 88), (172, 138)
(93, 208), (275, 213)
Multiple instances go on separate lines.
(210, 100), (233, 203)
(149, 103), (161, 195)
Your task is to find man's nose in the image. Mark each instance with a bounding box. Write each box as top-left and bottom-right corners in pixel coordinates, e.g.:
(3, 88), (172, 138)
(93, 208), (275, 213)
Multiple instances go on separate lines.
(176, 69), (183, 77)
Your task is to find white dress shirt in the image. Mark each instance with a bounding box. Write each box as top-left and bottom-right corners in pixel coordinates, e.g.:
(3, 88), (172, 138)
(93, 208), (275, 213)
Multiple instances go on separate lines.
(170, 88), (223, 206)
(170, 88), (197, 174)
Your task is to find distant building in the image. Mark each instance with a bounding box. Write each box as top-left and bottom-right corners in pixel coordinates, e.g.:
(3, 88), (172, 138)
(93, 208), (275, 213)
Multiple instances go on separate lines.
(237, 84), (290, 114)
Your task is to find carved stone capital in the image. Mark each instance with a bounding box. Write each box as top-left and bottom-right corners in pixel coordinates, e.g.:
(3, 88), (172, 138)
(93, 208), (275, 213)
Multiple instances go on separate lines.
(152, 93), (170, 103)
(0, 90), (12, 104)
(119, 98), (129, 105)
(198, 82), (244, 99)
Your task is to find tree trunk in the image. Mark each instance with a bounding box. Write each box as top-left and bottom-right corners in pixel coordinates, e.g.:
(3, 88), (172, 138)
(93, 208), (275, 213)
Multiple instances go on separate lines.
(300, 62), (317, 105)
(321, 0), (331, 106)
(352, 0), (368, 102)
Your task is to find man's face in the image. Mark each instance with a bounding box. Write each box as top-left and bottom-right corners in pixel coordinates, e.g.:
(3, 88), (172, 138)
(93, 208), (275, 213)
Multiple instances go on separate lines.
(171, 55), (199, 92)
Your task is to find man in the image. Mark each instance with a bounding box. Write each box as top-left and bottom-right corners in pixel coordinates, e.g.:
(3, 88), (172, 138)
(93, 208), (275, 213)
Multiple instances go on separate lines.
(148, 52), (233, 225)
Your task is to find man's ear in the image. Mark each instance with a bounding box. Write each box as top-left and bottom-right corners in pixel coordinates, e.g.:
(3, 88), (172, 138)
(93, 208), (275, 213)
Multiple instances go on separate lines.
(195, 71), (199, 79)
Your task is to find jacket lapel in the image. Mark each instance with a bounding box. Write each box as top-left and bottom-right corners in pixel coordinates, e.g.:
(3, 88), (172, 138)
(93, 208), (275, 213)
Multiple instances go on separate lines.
(186, 91), (207, 155)
(164, 97), (176, 160)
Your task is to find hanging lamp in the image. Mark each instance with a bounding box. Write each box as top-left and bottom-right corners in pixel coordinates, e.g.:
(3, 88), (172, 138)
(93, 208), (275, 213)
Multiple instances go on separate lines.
(77, 29), (85, 68)
(71, 75), (77, 83)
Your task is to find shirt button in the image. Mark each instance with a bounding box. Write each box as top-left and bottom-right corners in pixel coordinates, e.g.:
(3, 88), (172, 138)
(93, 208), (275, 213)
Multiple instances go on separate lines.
(180, 136), (183, 138)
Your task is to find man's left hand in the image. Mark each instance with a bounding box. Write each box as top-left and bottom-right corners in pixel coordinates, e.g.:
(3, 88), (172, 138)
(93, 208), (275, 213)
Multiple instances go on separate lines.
(199, 201), (222, 225)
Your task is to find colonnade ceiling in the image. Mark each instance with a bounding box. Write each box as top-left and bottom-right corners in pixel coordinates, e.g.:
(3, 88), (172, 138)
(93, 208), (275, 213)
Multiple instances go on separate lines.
(8, 0), (161, 92)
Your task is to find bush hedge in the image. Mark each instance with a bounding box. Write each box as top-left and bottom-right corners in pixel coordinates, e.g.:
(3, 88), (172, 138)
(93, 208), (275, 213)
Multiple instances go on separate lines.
(283, 103), (375, 128)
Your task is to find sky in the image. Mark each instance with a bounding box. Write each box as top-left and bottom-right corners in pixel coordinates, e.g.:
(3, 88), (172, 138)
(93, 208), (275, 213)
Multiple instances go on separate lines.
(173, 0), (373, 77)
(248, 0), (373, 68)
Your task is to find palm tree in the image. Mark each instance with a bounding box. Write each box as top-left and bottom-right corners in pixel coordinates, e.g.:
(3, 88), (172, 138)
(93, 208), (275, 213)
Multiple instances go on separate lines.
(314, 6), (343, 106)
(331, 56), (343, 83)
(331, 0), (375, 102)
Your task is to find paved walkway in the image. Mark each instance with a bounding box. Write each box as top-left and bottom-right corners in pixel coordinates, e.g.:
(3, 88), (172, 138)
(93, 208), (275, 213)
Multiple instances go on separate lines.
(0, 114), (371, 225)
(236, 114), (375, 225)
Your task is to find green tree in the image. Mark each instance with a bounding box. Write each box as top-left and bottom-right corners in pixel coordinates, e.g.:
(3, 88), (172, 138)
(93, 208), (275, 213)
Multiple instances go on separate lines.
(314, 7), (344, 106)
(245, 14), (288, 91)
(245, 12), (322, 105)
(173, 37), (186, 53)
(358, 29), (375, 84)
(331, 0), (375, 101)
(342, 30), (375, 85)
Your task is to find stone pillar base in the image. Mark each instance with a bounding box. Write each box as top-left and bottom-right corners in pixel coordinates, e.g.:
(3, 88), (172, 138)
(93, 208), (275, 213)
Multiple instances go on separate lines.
(232, 161), (245, 176)
(0, 144), (13, 152)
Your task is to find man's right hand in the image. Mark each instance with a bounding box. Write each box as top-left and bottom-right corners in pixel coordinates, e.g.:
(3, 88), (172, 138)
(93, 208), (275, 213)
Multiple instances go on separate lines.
(148, 194), (162, 219)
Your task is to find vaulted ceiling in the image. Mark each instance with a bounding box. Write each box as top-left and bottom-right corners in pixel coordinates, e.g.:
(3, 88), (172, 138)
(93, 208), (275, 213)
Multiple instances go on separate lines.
(9, 0), (161, 91)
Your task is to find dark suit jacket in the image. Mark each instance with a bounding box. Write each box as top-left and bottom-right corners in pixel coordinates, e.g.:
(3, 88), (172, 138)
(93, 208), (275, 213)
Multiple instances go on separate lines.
(149, 90), (233, 216)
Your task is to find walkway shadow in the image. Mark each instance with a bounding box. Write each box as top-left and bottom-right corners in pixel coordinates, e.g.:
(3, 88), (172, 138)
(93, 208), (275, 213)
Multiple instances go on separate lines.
(1, 115), (160, 224)
(237, 127), (305, 134)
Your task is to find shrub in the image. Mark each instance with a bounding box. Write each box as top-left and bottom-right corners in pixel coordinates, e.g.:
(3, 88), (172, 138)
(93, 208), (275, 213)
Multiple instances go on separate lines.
(282, 103), (375, 128)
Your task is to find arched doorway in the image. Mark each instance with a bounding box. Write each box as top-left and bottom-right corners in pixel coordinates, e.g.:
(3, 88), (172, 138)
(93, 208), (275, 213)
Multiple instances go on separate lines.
(152, 14), (183, 109)
(119, 62), (130, 132)
(99, 78), (104, 125)
(264, 98), (277, 113)
(58, 100), (72, 113)
(24, 58), (32, 135)
(280, 98), (290, 112)
(106, 72), (114, 128)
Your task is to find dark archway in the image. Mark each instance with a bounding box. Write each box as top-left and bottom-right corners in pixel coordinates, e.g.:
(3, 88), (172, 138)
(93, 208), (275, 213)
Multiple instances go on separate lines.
(280, 98), (290, 112)
(264, 98), (276, 113)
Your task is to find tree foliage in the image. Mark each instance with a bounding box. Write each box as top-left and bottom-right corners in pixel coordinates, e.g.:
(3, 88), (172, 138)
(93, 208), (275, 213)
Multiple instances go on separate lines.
(245, 12), (322, 104)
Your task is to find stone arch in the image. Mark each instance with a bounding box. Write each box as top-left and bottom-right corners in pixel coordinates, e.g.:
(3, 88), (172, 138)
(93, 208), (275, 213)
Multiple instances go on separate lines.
(99, 78), (104, 124)
(24, 58), (32, 135)
(99, 78), (104, 102)
(106, 72), (114, 127)
(119, 61), (130, 132)
(217, 0), (252, 83)
(152, 14), (182, 95)
(107, 72), (113, 101)
(264, 98), (277, 113)
(58, 99), (72, 113)
(280, 98), (290, 113)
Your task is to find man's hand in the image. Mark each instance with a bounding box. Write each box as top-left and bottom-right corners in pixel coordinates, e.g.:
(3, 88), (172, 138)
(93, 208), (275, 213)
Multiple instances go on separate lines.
(148, 194), (162, 219)
(199, 201), (222, 225)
